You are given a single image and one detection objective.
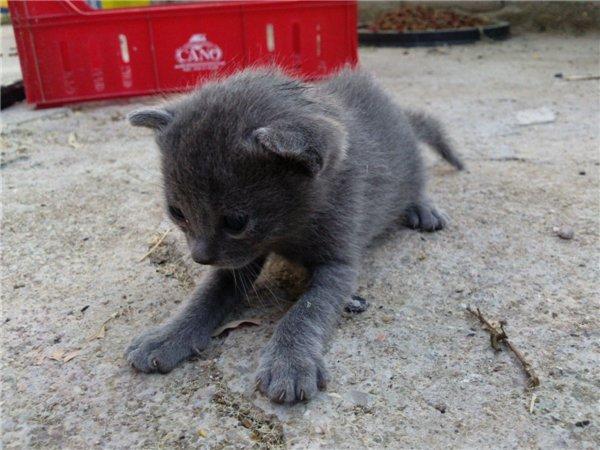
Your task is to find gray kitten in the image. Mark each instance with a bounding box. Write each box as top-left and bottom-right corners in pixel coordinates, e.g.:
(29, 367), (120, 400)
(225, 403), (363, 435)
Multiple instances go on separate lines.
(126, 68), (463, 403)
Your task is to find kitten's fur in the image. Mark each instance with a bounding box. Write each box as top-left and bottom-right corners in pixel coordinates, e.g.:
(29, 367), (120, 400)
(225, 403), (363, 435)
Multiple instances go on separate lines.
(126, 68), (463, 403)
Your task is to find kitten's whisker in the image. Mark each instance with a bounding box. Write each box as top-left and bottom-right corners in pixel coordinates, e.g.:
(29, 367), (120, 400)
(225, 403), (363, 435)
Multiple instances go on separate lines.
(246, 267), (263, 309)
(231, 267), (239, 298)
(245, 264), (266, 310)
(238, 268), (250, 302)
(257, 269), (285, 309)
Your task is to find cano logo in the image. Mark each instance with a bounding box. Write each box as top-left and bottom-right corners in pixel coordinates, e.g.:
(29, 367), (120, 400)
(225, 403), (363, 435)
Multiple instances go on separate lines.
(174, 34), (225, 72)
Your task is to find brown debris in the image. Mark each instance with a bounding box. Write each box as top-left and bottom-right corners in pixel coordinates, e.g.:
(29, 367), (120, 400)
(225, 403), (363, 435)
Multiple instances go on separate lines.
(211, 366), (285, 448)
(139, 228), (173, 262)
(368, 6), (488, 32)
(87, 307), (130, 342)
(466, 306), (540, 388)
(48, 348), (81, 363)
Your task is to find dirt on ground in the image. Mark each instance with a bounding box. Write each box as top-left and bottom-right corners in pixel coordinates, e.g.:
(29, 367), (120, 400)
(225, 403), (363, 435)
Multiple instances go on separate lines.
(1, 33), (599, 449)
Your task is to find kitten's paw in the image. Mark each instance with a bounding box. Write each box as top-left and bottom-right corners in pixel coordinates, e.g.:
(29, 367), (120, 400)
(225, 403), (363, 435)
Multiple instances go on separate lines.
(255, 344), (328, 404)
(124, 325), (209, 374)
(404, 203), (447, 232)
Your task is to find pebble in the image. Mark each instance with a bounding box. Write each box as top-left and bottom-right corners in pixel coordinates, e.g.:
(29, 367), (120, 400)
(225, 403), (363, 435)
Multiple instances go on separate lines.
(434, 403), (447, 414)
(575, 420), (590, 427)
(346, 390), (374, 408)
(345, 295), (369, 313)
(553, 226), (574, 240)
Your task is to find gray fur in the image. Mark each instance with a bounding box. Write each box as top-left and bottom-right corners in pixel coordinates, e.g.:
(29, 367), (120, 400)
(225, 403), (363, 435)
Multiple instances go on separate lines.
(128, 109), (174, 130)
(406, 110), (464, 171)
(125, 68), (463, 403)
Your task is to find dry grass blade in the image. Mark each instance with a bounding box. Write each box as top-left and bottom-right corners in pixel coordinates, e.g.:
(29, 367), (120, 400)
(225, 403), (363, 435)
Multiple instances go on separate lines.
(466, 305), (540, 388)
(139, 228), (173, 262)
(87, 323), (107, 341)
(87, 308), (130, 342)
(67, 132), (82, 149)
(212, 318), (262, 337)
(48, 348), (81, 363)
(529, 393), (537, 414)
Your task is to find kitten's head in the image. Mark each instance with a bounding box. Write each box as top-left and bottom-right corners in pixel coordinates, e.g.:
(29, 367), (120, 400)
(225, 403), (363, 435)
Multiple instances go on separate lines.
(129, 69), (347, 269)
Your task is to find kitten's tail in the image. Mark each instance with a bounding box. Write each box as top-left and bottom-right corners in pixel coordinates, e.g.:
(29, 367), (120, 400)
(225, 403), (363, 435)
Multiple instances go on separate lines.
(406, 110), (465, 170)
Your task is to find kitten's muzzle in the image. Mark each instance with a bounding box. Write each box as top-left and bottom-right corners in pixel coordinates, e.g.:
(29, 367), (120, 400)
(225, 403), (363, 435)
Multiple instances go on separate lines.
(191, 240), (216, 265)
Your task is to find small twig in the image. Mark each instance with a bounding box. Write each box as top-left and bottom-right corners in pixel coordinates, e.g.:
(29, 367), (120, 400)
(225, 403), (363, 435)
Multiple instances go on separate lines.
(466, 306), (505, 350)
(563, 75), (600, 81)
(529, 393), (537, 414)
(138, 228), (173, 262)
(466, 306), (540, 388)
(501, 323), (541, 388)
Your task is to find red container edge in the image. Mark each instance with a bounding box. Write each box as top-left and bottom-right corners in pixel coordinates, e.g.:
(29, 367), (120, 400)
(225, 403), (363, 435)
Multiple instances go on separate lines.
(8, 0), (358, 108)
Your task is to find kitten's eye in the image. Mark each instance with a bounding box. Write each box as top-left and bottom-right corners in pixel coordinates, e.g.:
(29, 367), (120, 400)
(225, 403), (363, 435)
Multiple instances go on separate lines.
(223, 214), (248, 235)
(168, 205), (186, 223)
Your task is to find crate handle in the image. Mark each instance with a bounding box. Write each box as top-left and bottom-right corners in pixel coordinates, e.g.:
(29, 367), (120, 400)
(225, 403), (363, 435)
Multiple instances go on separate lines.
(119, 34), (130, 63)
(265, 23), (275, 52)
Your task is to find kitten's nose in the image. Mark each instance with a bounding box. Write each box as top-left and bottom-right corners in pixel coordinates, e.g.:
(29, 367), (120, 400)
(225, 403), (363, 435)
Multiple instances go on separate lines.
(191, 240), (215, 265)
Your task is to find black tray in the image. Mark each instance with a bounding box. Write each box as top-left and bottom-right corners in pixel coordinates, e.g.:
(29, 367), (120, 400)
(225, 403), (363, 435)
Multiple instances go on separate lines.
(358, 22), (510, 47)
(1, 81), (25, 110)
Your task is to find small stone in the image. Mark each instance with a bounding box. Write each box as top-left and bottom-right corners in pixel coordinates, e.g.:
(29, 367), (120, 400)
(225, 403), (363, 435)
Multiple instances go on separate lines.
(346, 390), (374, 408)
(345, 295), (369, 314)
(555, 226), (574, 240)
(578, 170), (586, 175)
(240, 418), (252, 429)
(516, 107), (556, 126)
(434, 403), (447, 414)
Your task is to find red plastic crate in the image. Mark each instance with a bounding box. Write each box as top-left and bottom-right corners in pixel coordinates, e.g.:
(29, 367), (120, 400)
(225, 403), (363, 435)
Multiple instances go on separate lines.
(8, 0), (358, 107)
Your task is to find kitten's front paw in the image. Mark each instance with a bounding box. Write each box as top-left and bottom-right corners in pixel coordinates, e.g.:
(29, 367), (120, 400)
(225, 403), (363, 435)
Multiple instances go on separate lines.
(255, 343), (328, 403)
(404, 203), (447, 232)
(125, 325), (209, 374)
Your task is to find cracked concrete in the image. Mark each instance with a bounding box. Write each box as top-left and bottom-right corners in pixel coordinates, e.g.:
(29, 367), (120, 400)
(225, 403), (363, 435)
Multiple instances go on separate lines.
(1, 33), (599, 449)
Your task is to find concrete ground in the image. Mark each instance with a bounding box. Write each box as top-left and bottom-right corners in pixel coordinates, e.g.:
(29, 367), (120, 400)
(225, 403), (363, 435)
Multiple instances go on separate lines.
(1, 33), (599, 449)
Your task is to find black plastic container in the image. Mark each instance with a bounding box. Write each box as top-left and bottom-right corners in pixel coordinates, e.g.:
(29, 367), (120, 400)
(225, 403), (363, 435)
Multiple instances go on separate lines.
(359, 22), (510, 47)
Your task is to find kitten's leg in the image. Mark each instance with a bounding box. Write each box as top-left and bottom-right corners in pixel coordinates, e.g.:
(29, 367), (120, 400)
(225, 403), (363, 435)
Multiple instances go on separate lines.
(404, 201), (447, 232)
(125, 257), (265, 373)
(256, 262), (356, 403)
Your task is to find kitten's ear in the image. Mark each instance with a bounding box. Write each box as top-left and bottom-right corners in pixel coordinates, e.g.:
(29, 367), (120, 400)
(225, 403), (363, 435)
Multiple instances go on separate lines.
(252, 115), (347, 176)
(127, 108), (173, 131)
